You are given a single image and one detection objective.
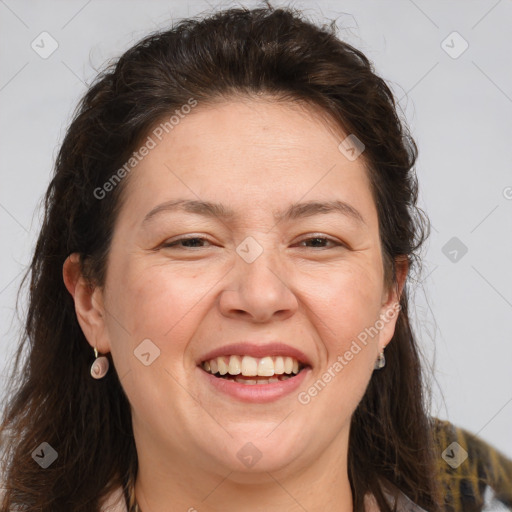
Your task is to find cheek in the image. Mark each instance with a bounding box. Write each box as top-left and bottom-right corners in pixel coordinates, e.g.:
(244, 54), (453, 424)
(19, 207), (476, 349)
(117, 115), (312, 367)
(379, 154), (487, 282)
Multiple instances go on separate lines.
(103, 263), (214, 415)
(102, 260), (216, 369)
(298, 269), (382, 418)
(305, 263), (383, 348)
(127, 271), (201, 336)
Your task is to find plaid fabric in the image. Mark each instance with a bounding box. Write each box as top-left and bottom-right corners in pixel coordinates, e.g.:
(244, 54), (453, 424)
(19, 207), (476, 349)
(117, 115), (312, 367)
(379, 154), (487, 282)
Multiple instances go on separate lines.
(433, 418), (512, 511)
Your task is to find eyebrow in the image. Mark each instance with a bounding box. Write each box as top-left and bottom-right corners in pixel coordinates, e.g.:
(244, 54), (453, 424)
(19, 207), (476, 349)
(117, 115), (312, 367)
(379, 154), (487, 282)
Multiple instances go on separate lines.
(142, 198), (365, 225)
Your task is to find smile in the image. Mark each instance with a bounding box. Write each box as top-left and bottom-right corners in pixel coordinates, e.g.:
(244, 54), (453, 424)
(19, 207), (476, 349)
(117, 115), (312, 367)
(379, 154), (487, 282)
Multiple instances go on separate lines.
(201, 355), (306, 385)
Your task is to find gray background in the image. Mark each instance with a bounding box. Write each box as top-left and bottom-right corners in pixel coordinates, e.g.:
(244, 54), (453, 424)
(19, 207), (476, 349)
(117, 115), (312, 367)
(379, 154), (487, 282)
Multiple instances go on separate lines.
(1, 0), (511, 459)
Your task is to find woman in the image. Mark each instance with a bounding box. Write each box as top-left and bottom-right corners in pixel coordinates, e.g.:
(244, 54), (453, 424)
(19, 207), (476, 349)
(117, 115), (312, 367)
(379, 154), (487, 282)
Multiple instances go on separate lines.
(1, 4), (507, 512)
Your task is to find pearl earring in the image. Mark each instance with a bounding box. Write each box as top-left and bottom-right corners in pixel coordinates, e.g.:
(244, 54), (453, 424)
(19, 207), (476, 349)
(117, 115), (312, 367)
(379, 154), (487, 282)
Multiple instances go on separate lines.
(374, 350), (386, 370)
(90, 347), (109, 379)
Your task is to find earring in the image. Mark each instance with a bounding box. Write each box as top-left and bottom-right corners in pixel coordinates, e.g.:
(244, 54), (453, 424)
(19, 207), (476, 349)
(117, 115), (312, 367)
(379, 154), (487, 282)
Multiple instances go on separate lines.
(90, 347), (109, 379)
(374, 350), (386, 370)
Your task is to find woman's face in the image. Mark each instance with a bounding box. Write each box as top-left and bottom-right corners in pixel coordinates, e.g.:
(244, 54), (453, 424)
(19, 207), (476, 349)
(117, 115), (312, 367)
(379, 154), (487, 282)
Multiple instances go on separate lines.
(82, 99), (403, 479)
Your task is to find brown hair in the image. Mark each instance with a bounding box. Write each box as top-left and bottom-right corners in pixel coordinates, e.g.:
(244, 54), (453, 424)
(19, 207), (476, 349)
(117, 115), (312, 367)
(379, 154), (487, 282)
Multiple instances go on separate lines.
(0, 4), (441, 511)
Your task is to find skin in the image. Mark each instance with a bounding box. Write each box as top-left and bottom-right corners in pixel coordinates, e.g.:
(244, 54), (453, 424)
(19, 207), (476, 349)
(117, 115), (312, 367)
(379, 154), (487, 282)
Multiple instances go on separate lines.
(64, 97), (407, 512)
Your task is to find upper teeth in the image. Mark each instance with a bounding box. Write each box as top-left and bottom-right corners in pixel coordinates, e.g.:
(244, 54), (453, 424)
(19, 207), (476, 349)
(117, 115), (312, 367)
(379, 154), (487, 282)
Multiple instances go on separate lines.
(202, 355), (302, 376)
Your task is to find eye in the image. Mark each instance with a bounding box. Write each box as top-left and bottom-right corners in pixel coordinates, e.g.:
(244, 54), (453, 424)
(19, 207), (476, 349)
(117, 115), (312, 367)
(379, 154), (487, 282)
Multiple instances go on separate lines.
(295, 236), (345, 249)
(159, 235), (345, 250)
(161, 236), (212, 249)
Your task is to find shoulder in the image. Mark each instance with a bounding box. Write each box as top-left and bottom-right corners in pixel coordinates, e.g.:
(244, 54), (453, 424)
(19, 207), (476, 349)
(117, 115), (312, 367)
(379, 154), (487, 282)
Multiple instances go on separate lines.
(364, 482), (429, 512)
(100, 485), (128, 512)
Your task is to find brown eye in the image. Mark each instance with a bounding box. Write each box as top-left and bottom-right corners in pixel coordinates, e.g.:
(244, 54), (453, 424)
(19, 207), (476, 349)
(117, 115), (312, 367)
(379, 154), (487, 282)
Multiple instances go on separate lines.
(162, 237), (212, 249)
(296, 236), (344, 249)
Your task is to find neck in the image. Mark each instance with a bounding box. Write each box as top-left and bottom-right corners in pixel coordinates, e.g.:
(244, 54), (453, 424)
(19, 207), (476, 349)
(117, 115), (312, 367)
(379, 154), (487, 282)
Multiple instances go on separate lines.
(135, 468), (353, 512)
(133, 427), (354, 512)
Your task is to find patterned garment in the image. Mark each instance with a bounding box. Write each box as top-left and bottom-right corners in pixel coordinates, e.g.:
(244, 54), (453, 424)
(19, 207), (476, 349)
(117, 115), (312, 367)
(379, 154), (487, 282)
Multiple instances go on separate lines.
(432, 418), (512, 511)
(107, 418), (512, 512)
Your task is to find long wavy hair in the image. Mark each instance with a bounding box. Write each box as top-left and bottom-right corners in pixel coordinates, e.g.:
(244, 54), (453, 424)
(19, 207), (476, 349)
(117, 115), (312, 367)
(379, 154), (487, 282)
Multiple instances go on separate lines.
(0, 4), (442, 511)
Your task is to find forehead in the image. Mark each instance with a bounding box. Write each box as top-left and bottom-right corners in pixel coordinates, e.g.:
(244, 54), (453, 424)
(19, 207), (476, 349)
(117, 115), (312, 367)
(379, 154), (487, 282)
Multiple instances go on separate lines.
(159, 96), (349, 158)
(119, 98), (376, 225)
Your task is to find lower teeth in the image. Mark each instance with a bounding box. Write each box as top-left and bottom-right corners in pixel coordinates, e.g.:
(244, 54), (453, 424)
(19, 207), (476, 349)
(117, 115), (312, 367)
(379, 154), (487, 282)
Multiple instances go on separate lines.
(214, 373), (296, 385)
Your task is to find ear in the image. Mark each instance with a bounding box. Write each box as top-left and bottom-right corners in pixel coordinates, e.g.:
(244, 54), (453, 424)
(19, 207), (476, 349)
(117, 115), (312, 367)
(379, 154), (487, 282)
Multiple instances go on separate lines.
(63, 253), (111, 354)
(377, 255), (409, 352)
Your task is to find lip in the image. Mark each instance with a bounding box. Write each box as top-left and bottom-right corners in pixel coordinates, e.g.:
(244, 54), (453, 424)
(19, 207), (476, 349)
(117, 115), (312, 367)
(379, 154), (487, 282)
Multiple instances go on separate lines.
(197, 342), (312, 366)
(197, 365), (312, 403)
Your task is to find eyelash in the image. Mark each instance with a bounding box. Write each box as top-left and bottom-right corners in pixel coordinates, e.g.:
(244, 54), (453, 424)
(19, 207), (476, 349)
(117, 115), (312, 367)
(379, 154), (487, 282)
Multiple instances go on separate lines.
(161, 235), (345, 250)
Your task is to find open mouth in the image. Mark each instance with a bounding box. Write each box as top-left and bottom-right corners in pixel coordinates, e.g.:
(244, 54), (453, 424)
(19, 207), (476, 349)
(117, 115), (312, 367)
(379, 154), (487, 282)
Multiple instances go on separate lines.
(199, 355), (309, 385)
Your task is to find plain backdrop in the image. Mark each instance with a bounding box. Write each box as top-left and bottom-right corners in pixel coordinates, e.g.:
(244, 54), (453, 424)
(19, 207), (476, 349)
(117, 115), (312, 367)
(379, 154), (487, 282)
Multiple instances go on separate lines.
(1, 0), (511, 460)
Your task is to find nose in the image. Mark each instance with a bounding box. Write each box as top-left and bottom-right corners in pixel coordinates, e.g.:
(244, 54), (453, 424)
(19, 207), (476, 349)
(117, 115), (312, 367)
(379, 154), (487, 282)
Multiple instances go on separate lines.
(218, 242), (299, 323)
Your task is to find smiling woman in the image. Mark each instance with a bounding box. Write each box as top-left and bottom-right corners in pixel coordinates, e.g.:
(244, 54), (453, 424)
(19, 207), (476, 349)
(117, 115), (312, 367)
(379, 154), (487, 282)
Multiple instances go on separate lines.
(2, 3), (505, 512)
